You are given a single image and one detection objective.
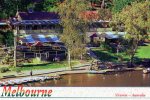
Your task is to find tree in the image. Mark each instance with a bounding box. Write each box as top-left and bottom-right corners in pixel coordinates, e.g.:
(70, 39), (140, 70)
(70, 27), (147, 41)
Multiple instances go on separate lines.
(89, 0), (113, 9)
(58, 0), (88, 69)
(43, 0), (61, 12)
(98, 8), (112, 20)
(0, 0), (34, 19)
(112, 0), (134, 13)
(0, 31), (14, 46)
(112, 0), (146, 13)
(114, 1), (150, 66)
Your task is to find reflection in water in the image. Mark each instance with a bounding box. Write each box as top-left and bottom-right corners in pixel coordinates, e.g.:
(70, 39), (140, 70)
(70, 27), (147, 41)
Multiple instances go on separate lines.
(129, 73), (131, 77)
(148, 74), (150, 78)
(115, 74), (118, 77)
(68, 75), (71, 85)
(54, 80), (57, 84)
(22, 71), (150, 87)
(102, 76), (105, 80)
(143, 74), (147, 80)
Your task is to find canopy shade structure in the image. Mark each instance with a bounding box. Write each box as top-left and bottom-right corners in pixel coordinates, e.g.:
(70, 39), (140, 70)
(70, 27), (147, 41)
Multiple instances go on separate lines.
(19, 34), (61, 44)
(105, 32), (126, 39)
(87, 32), (126, 39)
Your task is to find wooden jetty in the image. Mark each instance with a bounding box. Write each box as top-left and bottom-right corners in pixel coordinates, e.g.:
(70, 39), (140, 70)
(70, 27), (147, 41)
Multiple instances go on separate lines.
(0, 75), (61, 86)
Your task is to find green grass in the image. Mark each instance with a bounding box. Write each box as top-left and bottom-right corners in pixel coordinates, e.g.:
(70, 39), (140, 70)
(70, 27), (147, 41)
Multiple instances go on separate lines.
(13, 60), (81, 71)
(92, 43), (150, 62)
(135, 44), (150, 58)
(92, 48), (129, 62)
(0, 60), (82, 78)
(18, 63), (65, 71)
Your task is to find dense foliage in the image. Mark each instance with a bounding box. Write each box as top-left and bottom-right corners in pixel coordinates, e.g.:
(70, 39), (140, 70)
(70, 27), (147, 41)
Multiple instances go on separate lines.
(58, 0), (88, 59)
(0, 0), (149, 63)
(113, 0), (147, 13)
(0, 31), (14, 46)
(114, 1), (150, 66)
(0, 0), (32, 18)
(0, 0), (146, 19)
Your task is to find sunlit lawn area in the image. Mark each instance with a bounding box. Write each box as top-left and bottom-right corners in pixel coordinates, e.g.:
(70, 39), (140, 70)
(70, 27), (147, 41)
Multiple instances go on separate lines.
(0, 60), (83, 78)
(92, 43), (150, 62)
(92, 48), (129, 62)
(136, 44), (150, 58)
(14, 60), (81, 71)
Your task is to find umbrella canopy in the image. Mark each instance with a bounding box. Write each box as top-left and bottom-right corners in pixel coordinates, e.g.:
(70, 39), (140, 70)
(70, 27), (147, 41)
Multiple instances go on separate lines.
(38, 35), (49, 43)
(26, 35), (35, 43)
(19, 34), (61, 44)
(48, 35), (60, 42)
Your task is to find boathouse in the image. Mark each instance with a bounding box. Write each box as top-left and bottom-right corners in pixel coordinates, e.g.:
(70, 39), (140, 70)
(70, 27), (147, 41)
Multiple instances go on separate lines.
(9, 11), (66, 61)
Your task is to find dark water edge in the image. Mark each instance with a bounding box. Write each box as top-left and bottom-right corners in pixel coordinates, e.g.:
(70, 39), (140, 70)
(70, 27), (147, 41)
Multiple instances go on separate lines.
(21, 70), (150, 87)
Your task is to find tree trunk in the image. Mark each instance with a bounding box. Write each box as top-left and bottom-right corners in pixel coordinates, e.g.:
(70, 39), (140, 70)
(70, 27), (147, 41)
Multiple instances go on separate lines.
(130, 54), (134, 67)
(101, 0), (105, 8)
(68, 48), (72, 70)
(13, 27), (18, 67)
(14, 36), (17, 67)
(130, 46), (137, 67)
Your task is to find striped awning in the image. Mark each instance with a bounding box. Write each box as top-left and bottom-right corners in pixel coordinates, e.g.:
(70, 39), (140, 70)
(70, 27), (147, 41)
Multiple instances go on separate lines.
(19, 34), (61, 43)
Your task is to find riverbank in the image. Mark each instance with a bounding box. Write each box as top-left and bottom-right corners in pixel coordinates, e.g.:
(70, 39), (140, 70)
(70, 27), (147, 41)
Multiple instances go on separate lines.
(0, 63), (148, 87)
(0, 60), (92, 78)
(0, 63), (91, 80)
(0, 63), (144, 82)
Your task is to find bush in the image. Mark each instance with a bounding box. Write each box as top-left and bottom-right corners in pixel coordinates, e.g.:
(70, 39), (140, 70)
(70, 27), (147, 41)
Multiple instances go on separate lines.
(100, 42), (113, 52)
(100, 42), (106, 49)
(16, 68), (21, 73)
(0, 67), (9, 73)
(117, 54), (124, 62)
(32, 57), (43, 64)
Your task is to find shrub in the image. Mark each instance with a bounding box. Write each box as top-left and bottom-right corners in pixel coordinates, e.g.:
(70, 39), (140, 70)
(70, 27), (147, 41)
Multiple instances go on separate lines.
(117, 54), (124, 62)
(32, 57), (43, 64)
(100, 42), (113, 52)
(0, 67), (9, 73)
(16, 68), (21, 73)
(100, 42), (106, 49)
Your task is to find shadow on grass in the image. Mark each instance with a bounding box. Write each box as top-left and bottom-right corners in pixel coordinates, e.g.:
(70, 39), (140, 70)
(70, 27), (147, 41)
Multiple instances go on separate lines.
(138, 42), (148, 46)
(19, 63), (52, 67)
(134, 57), (150, 67)
(123, 58), (130, 62)
(134, 57), (143, 63)
(92, 50), (118, 62)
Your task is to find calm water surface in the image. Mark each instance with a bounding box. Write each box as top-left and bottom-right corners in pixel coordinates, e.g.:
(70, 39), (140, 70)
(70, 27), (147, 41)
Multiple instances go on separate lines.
(24, 71), (150, 87)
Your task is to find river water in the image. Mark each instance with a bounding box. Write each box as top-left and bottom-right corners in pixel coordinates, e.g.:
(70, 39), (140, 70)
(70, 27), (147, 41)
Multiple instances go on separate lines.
(23, 71), (150, 87)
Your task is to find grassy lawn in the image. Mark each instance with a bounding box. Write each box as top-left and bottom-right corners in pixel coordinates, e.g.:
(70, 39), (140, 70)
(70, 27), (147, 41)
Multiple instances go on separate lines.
(0, 60), (84, 78)
(136, 44), (150, 58)
(92, 48), (129, 62)
(13, 60), (81, 71)
(92, 43), (150, 62)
